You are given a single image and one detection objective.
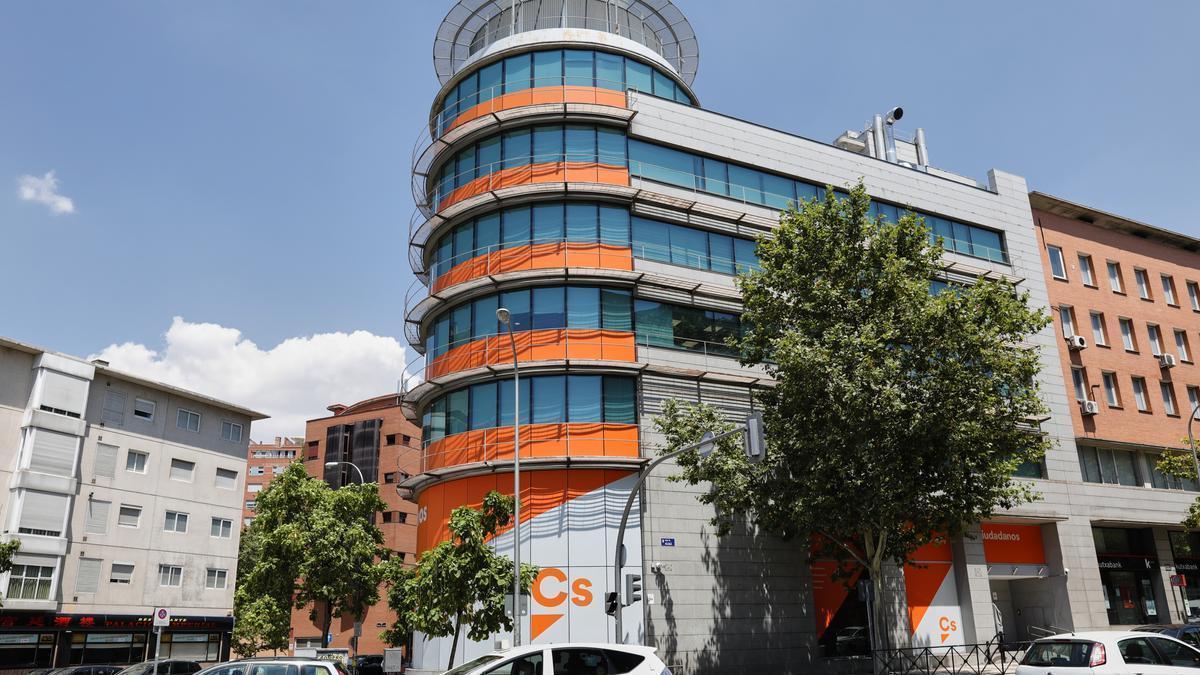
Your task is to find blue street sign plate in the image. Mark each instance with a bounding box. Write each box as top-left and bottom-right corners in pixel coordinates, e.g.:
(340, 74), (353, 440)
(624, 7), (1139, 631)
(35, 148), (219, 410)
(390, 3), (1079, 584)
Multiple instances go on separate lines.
(660, 538), (676, 547)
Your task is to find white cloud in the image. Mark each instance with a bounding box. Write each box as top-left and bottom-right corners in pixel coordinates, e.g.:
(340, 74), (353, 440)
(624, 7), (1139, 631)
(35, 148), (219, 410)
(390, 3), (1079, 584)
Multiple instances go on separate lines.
(91, 318), (417, 441)
(17, 171), (75, 214)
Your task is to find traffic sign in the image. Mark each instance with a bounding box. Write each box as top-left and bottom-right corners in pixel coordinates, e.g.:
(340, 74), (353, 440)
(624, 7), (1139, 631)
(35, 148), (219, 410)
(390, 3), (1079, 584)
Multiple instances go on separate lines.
(153, 608), (171, 628)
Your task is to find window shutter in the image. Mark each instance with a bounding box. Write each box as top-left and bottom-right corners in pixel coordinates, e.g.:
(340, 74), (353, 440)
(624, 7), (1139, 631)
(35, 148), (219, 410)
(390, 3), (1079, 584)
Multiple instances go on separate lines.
(86, 500), (111, 534)
(170, 459), (195, 481)
(102, 391), (126, 425)
(110, 563), (134, 583)
(117, 506), (141, 527)
(28, 429), (79, 477)
(215, 468), (237, 490)
(39, 371), (89, 416)
(76, 559), (102, 593)
(94, 443), (118, 479)
(19, 491), (69, 535)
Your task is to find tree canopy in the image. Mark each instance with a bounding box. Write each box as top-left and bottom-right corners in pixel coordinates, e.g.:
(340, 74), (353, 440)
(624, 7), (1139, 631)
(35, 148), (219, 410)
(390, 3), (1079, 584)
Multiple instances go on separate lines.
(0, 540), (20, 607)
(233, 462), (386, 656)
(383, 491), (537, 670)
(656, 182), (1051, 642)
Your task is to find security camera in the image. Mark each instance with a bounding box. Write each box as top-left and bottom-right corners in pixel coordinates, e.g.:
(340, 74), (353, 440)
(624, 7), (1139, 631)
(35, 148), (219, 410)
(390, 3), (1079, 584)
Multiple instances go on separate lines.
(885, 107), (904, 125)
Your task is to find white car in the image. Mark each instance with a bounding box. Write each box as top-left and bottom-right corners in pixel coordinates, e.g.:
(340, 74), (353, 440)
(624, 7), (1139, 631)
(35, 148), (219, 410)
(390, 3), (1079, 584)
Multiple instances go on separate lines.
(441, 643), (670, 675)
(1018, 631), (1200, 674)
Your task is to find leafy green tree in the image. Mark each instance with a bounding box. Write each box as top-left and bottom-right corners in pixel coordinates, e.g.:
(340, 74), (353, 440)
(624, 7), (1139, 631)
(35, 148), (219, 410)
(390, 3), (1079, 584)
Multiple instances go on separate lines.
(1155, 448), (1200, 529)
(0, 539), (20, 606)
(382, 491), (537, 670)
(233, 462), (386, 655)
(656, 182), (1051, 646)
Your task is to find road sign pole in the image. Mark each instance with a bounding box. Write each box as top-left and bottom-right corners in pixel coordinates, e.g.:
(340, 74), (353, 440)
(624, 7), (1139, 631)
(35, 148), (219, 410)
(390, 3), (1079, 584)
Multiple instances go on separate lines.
(153, 626), (162, 675)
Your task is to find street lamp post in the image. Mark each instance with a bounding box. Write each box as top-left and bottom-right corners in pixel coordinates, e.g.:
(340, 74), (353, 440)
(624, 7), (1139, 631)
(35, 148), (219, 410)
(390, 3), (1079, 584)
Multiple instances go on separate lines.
(496, 307), (523, 647)
(324, 460), (366, 485)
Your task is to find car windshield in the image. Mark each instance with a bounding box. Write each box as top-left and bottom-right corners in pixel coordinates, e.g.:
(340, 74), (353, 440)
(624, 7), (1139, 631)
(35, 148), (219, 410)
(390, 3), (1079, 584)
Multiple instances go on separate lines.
(442, 655), (502, 675)
(1022, 641), (1093, 667)
(117, 665), (152, 675)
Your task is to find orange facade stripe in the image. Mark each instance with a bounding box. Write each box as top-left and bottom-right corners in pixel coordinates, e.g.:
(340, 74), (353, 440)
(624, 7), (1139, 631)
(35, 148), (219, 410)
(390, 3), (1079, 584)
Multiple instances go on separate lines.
(904, 562), (952, 637)
(437, 162), (630, 212)
(445, 86), (628, 133)
(980, 524), (1047, 565)
(416, 468), (633, 553)
(427, 329), (637, 379)
(430, 242), (634, 294)
(424, 422), (639, 472)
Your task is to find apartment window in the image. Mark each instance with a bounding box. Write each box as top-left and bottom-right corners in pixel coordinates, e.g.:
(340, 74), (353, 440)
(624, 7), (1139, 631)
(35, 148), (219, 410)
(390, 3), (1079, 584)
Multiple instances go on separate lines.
(1071, 367), (1088, 402)
(221, 421), (243, 443)
(164, 511), (189, 533)
(1189, 281), (1200, 311)
(1090, 312), (1108, 347)
(85, 499), (111, 535)
(1103, 372), (1121, 407)
(382, 512), (396, 524)
(386, 434), (397, 445)
(76, 558), (102, 594)
(1108, 261), (1125, 293)
(1078, 255), (1096, 286)
(126, 450), (148, 473)
(247, 484), (262, 494)
(215, 468), (238, 490)
(94, 443), (118, 479)
(384, 472), (398, 484)
(176, 408), (201, 432)
(249, 466), (264, 476)
(1120, 318), (1138, 352)
(109, 563), (134, 584)
(1177, 330), (1193, 362)
(133, 398), (155, 421)
(403, 435), (412, 445)
(1163, 275), (1179, 306)
(7, 564), (54, 600)
(1059, 306), (1076, 338)
(117, 505), (141, 528)
(245, 500), (257, 511)
(158, 564), (183, 587)
(1148, 325), (1164, 356)
(205, 568), (228, 590)
(1047, 245), (1067, 280)
(272, 466), (284, 475)
(1136, 269), (1152, 300)
(169, 459), (195, 482)
(102, 391), (126, 426)
(1152, 457), (1200, 491)
(1132, 377), (1150, 412)
(211, 518), (233, 538)
(1162, 382), (1179, 416)
(1189, 386), (1200, 419)
(1078, 446), (1140, 486)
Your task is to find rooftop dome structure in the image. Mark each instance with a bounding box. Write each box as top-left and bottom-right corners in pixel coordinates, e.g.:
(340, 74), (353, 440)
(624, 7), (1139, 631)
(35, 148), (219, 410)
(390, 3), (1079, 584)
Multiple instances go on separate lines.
(433, 0), (699, 85)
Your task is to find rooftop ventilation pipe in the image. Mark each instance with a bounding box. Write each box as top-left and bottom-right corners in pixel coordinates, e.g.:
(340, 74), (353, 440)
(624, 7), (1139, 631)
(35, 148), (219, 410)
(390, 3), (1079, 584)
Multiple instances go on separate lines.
(884, 107), (903, 163)
(872, 115), (886, 160)
(915, 127), (929, 167)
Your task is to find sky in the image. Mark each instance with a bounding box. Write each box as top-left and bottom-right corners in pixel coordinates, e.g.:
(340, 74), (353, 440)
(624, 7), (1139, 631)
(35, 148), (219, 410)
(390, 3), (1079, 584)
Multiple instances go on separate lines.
(2, 0), (1197, 438)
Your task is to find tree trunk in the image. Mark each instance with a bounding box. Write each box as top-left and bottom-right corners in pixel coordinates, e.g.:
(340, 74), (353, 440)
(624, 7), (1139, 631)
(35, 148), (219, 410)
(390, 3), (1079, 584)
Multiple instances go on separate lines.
(447, 613), (463, 671)
(324, 601), (335, 649)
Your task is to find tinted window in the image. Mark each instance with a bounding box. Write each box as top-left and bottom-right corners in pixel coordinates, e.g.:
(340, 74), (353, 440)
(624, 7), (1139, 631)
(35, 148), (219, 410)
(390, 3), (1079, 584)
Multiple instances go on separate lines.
(1120, 637), (1166, 665)
(604, 650), (646, 675)
(1148, 637), (1200, 666)
(483, 653), (542, 675)
(1022, 641), (1093, 667)
(551, 648), (607, 675)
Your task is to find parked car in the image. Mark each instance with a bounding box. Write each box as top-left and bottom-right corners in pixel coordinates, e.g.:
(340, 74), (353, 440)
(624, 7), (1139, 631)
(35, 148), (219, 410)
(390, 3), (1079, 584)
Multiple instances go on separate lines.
(353, 656), (383, 675)
(198, 658), (349, 675)
(48, 667), (124, 675)
(117, 662), (202, 675)
(1017, 631), (1200, 674)
(834, 626), (870, 656)
(1136, 623), (1200, 648)
(441, 643), (669, 675)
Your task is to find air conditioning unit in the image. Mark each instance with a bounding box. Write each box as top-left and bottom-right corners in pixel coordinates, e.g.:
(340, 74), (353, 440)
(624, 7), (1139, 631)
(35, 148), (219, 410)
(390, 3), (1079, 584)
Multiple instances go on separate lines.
(1080, 400), (1100, 416)
(1160, 353), (1178, 368)
(1067, 335), (1088, 350)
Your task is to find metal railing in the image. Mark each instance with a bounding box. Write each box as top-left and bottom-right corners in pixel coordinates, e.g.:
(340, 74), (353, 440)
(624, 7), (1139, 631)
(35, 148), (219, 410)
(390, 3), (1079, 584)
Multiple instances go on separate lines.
(859, 638), (1034, 675)
(463, 13), (668, 63)
(420, 424), (641, 473)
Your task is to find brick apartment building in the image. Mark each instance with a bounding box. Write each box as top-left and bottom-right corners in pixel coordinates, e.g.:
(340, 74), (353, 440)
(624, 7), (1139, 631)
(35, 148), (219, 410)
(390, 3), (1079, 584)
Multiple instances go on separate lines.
(242, 437), (303, 526)
(1034, 191), (1200, 624)
(290, 395), (420, 656)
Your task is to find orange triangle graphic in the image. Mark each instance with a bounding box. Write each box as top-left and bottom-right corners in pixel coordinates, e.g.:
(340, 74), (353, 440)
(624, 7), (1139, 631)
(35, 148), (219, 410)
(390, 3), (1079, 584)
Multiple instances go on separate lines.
(941, 633), (950, 643)
(530, 614), (563, 641)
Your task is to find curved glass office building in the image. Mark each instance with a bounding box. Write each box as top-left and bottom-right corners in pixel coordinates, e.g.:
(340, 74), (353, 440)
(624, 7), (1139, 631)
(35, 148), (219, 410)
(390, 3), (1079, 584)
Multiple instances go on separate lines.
(403, 1), (1076, 672)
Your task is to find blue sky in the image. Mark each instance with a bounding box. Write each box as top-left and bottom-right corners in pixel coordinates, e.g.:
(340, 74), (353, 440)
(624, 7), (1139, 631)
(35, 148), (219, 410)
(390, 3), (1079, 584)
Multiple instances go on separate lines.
(2, 1), (1197, 435)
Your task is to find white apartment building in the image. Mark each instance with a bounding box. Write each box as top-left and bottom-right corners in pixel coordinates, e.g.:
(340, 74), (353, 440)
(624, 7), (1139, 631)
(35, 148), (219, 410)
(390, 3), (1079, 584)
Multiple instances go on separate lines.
(0, 336), (264, 669)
